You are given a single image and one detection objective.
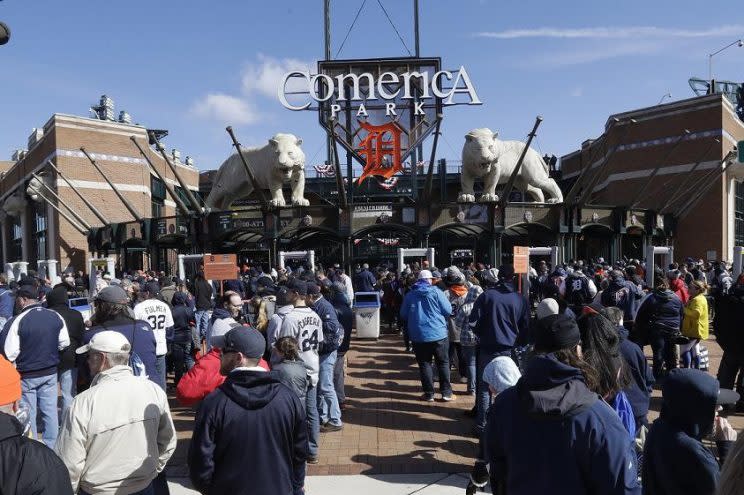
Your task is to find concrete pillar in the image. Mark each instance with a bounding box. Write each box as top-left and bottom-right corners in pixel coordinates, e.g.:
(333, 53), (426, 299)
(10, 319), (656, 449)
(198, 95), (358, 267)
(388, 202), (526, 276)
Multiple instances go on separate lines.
(4, 263), (13, 282)
(46, 203), (57, 262)
(0, 221), (6, 267)
(47, 259), (59, 285)
(20, 208), (29, 262)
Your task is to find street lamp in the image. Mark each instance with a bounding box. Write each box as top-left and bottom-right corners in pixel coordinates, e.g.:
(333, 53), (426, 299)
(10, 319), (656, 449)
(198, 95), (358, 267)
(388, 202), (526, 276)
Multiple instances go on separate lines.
(709, 39), (743, 83)
(657, 92), (672, 105)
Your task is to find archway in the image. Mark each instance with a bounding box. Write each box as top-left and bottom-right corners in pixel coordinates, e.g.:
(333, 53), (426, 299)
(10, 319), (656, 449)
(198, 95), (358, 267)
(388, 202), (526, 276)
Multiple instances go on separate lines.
(622, 226), (645, 260)
(502, 223), (558, 265)
(280, 226), (343, 269)
(429, 223), (487, 268)
(352, 224), (418, 267)
(577, 224), (614, 262)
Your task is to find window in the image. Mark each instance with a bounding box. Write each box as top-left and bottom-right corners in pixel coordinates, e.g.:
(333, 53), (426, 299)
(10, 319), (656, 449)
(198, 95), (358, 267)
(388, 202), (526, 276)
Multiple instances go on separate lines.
(33, 201), (47, 262)
(735, 181), (744, 246)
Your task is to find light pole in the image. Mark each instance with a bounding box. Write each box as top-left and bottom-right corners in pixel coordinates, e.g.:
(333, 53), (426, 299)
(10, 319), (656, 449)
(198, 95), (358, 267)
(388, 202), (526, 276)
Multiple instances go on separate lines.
(708, 39), (743, 83)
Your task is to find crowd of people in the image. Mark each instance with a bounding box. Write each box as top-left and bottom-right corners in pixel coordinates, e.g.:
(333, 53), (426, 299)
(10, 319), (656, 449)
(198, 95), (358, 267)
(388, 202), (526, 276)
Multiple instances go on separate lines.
(1, 256), (744, 494)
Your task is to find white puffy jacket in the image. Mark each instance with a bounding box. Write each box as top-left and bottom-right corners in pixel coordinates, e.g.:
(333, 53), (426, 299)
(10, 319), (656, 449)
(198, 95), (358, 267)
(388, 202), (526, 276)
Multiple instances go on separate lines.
(55, 365), (177, 494)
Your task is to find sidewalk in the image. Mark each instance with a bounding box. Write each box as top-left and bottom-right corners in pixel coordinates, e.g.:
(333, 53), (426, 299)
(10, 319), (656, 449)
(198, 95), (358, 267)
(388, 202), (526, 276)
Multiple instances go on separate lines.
(167, 473), (476, 494)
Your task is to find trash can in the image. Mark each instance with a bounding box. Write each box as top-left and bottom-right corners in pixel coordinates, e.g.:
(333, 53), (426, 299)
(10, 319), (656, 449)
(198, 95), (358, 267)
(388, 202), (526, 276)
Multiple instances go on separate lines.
(354, 292), (381, 339)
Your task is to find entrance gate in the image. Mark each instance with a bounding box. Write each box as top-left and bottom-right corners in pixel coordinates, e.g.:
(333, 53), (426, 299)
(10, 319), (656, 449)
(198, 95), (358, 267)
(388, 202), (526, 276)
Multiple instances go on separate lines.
(645, 245), (674, 288)
(397, 248), (435, 273)
(279, 250), (315, 271)
(520, 246), (560, 298)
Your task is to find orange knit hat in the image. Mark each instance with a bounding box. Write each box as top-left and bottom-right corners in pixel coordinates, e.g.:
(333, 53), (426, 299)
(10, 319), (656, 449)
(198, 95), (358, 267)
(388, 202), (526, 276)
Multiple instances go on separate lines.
(0, 356), (21, 405)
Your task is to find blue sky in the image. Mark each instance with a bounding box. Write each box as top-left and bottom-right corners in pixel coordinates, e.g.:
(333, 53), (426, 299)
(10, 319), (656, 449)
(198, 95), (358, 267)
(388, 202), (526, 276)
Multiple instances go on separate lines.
(0, 0), (742, 173)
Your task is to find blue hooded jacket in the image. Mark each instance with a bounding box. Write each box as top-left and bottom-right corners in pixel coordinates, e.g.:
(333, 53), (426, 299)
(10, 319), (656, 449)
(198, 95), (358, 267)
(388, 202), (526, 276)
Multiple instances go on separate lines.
(616, 325), (654, 426)
(486, 354), (640, 495)
(400, 281), (452, 343)
(642, 368), (732, 495)
(469, 282), (530, 352)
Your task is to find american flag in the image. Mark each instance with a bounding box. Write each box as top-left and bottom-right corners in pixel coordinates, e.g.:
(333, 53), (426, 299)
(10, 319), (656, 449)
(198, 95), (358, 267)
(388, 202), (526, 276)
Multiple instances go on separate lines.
(313, 164), (336, 177)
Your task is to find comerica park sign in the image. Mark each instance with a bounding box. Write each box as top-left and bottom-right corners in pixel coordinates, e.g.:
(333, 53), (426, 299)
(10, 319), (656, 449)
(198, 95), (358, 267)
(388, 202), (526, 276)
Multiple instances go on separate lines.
(278, 57), (480, 184)
(278, 65), (481, 116)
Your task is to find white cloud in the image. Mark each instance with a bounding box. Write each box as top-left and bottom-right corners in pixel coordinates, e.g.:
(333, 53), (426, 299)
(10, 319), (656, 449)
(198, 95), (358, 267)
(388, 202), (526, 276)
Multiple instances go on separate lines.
(536, 40), (667, 67)
(190, 93), (259, 125)
(474, 25), (744, 39)
(241, 53), (313, 98)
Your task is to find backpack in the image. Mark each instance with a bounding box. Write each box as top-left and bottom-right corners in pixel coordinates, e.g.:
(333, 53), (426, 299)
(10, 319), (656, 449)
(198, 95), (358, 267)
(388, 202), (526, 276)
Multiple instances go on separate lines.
(610, 391), (637, 441)
(565, 275), (591, 305)
(128, 321), (147, 377)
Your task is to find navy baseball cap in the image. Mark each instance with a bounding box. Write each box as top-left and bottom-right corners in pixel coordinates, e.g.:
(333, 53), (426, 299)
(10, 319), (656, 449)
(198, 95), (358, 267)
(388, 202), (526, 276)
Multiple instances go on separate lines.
(222, 326), (266, 359)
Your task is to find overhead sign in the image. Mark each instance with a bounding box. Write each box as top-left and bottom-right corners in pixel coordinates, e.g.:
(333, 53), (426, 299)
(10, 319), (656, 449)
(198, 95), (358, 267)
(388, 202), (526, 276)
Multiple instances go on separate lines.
(203, 254), (238, 281)
(513, 246), (530, 274)
(278, 57), (481, 185)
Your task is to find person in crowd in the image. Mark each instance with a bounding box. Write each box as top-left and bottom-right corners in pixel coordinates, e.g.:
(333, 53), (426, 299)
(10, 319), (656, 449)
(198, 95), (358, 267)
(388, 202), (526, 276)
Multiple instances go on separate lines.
(469, 265), (530, 432)
(634, 276), (684, 379)
(267, 286), (295, 359)
(176, 318), (269, 408)
(189, 326), (307, 495)
(334, 268), (354, 306)
(468, 356), (521, 495)
(273, 336), (311, 405)
(275, 279), (323, 464)
(714, 275), (744, 408)
(0, 354), (73, 495)
(400, 270), (454, 402)
(455, 274), (484, 397)
(0, 285), (69, 448)
(0, 275), (13, 330)
(667, 270), (689, 304)
(642, 368), (738, 495)
(353, 263), (377, 293)
(680, 279), (709, 369)
(192, 272), (213, 345)
(381, 272), (400, 330)
(308, 282), (344, 432)
(82, 286), (157, 388)
(331, 282), (353, 410)
(223, 274), (246, 299)
(253, 278), (277, 334)
(560, 265), (597, 314)
(56, 331), (176, 495)
(578, 311), (635, 437)
(159, 277), (178, 307)
(206, 291), (244, 351)
(718, 426), (744, 495)
(134, 282), (174, 390)
(602, 306), (655, 431)
(445, 268), (468, 384)
(601, 269), (644, 337)
(60, 270), (86, 299)
(46, 285), (85, 421)
(170, 291), (196, 385)
(484, 313), (640, 494)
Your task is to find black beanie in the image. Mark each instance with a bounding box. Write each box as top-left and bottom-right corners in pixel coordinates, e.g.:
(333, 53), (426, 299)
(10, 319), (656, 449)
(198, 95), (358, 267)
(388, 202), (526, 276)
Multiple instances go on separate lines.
(535, 314), (581, 354)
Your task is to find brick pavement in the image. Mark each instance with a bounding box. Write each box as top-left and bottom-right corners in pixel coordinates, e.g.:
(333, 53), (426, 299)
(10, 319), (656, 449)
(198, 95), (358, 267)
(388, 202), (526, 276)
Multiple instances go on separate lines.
(166, 330), (744, 478)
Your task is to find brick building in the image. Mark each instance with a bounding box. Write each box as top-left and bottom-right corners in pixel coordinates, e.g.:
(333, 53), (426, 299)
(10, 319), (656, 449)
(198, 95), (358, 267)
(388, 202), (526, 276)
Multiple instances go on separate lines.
(0, 99), (200, 277)
(560, 93), (744, 261)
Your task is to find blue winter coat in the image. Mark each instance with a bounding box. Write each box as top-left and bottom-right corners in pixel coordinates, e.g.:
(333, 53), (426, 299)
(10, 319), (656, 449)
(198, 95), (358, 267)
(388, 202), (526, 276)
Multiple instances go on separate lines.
(400, 281), (452, 343)
(642, 368), (732, 495)
(469, 282), (530, 352)
(617, 325), (654, 426)
(312, 296), (343, 355)
(332, 293), (353, 354)
(485, 354), (640, 495)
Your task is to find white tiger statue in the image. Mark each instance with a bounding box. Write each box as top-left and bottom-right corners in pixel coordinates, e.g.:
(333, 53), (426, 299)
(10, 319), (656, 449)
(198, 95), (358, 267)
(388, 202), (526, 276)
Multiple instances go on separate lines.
(458, 128), (563, 203)
(1, 190), (26, 217)
(205, 133), (309, 210)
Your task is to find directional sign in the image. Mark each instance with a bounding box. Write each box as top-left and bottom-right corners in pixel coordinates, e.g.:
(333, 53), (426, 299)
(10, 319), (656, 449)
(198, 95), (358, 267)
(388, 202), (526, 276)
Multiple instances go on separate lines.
(203, 254), (238, 281)
(513, 246), (530, 274)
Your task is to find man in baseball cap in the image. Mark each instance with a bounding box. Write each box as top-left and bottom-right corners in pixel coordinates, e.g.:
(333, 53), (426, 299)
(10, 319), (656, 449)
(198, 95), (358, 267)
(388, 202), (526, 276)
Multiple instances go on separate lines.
(189, 325), (309, 494)
(0, 356), (73, 492)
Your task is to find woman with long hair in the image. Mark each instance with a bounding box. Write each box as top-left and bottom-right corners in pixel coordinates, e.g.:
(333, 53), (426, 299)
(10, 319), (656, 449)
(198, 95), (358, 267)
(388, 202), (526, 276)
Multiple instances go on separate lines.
(681, 279), (709, 369)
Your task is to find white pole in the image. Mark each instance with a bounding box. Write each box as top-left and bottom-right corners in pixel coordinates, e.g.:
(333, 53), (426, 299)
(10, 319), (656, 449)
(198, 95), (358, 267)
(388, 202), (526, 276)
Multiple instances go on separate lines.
(178, 254), (186, 282)
(734, 246), (744, 277)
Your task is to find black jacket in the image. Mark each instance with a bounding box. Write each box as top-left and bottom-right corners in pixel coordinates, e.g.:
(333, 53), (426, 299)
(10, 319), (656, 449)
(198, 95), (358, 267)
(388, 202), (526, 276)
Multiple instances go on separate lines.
(193, 278), (214, 311)
(713, 287), (744, 354)
(332, 293), (353, 354)
(0, 413), (73, 494)
(46, 285), (85, 372)
(643, 368), (733, 495)
(171, 292), (195, 344)
(634, 289), (684, 345)
(617, 325), (654, 425)
(189, 370), (308, 495)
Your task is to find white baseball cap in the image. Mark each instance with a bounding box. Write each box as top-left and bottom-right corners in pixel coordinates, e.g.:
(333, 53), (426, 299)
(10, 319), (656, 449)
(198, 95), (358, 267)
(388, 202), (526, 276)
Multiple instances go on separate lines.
(76, 331), (131, 355)
(210, 317), (239, 348)
(418, 270), (433, 280)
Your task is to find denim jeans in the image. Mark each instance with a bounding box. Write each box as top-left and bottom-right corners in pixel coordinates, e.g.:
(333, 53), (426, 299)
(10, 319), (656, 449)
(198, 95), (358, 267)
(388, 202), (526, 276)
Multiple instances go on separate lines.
(333, 351), (346, 403)
(21, 373), (59, 448)
(195, 310), (211, 342)
(305, 384), (319, 457)
(649, 332), (677, 379)
(461, 345), (477, 394)
(170, 342), (191, 385)
(318, 350), (342, 426)
(412, 338), (452, 397)
(476, 348), (512, 431)
(154, 355), (167, 391)
(58, 368), (77, 421)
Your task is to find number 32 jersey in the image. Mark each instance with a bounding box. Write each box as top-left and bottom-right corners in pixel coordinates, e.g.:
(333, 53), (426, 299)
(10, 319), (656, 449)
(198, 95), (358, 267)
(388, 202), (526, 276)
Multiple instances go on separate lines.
(277, 306), (324, 387)
(134, 299), (175, 356)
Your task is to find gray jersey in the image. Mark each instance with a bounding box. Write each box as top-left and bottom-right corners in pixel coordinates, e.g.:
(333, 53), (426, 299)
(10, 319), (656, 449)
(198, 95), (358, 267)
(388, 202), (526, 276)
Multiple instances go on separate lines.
(277, 306), (323, 386)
